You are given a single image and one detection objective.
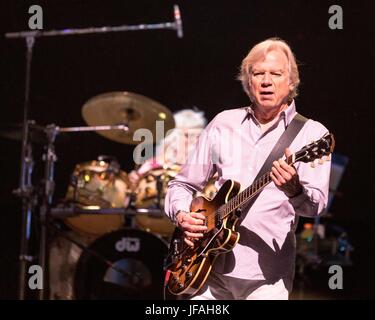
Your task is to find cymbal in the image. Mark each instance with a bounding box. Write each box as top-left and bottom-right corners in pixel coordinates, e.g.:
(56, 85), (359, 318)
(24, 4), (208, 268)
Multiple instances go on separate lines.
(81, 92), (175, 145)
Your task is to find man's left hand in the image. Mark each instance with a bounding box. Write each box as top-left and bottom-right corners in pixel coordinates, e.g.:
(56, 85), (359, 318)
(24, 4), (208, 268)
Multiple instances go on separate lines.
(270, 148), (303, 198)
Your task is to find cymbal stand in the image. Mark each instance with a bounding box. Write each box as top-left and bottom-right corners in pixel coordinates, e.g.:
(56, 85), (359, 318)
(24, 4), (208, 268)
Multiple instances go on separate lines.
(37, 125), (57, 300)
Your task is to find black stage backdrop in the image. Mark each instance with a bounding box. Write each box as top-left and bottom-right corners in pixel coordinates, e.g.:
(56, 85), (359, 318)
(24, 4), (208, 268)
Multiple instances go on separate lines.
(0, 0), (373, 300)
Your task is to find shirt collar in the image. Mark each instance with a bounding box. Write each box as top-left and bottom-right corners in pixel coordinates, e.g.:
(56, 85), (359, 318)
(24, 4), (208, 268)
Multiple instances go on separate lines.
(244, 100), (297, 127)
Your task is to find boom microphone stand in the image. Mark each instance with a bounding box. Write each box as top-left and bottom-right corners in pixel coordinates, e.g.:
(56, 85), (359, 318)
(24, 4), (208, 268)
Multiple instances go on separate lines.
(11, 35), (36, 300)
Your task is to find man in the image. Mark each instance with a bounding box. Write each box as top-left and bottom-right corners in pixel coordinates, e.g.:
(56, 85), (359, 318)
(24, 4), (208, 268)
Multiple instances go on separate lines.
(164, 38), (331, 300)
(128, 108), (207, 187)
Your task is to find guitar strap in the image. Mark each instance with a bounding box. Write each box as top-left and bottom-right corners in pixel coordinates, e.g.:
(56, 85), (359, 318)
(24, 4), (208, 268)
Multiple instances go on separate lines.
(238, 112), (308, 229)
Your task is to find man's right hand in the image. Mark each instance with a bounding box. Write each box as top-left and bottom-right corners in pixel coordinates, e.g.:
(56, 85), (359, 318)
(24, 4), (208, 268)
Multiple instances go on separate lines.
(176, 211), (207, 247)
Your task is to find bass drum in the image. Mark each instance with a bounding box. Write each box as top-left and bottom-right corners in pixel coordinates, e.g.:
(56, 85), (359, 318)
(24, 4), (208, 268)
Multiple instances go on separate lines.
(74, 229), (170, 299)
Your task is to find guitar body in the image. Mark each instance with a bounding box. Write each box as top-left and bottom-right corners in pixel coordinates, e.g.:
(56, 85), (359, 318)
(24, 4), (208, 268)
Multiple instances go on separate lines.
(166, 179), (241, 296)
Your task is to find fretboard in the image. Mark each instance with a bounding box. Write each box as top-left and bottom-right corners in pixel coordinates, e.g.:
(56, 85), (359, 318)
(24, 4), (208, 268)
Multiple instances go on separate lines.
(217, 155), (294, 219)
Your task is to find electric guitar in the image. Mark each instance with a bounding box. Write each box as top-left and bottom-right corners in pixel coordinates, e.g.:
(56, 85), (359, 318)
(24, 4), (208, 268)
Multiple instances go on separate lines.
(164, 132), (335, 296)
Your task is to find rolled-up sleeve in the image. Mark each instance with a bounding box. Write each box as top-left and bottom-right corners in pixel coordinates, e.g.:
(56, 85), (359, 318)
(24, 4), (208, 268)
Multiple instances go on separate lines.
(164, 120), (217, 224)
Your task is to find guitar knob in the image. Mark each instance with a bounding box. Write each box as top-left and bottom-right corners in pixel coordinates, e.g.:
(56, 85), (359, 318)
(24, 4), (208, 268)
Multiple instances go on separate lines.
(177, 282), (184, 289)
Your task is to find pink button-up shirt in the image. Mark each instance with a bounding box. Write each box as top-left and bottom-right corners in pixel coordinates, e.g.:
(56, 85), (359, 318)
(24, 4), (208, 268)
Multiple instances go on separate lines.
(165, 101), (331, 286)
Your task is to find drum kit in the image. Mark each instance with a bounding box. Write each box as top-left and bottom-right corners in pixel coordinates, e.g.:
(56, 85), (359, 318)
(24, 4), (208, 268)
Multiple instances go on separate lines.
(2, 5), (193, 300)
(3, 90), (208, 299)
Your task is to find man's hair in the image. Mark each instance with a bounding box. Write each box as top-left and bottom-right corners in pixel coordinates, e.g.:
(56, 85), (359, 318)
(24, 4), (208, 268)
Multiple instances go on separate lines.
(237, 37), (300, 103)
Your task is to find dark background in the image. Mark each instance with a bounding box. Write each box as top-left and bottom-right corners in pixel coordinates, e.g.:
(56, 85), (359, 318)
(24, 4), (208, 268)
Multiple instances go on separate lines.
(0, 0), (373, 299)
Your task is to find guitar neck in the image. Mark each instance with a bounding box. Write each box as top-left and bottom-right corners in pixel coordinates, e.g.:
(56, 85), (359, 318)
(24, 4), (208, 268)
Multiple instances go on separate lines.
(218, 155), (295, 219)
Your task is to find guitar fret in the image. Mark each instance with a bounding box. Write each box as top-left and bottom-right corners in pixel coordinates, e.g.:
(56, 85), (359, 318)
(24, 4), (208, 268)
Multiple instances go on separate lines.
(220, 170), (277, 218)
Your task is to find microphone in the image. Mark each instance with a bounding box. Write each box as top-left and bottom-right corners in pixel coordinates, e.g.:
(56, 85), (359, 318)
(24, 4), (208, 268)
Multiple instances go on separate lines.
(174, 5), (183, 38)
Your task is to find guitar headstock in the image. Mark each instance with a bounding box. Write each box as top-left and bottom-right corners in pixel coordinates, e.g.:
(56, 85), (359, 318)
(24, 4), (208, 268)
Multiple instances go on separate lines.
(294, 132), (335, 164)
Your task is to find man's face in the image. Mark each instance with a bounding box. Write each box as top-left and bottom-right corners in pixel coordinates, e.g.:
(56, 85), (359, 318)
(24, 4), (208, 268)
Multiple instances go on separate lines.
(248, 49), (293, 111)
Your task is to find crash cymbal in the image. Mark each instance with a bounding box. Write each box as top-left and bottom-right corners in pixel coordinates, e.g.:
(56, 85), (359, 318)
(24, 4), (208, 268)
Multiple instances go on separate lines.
(82, 92), (175, 145)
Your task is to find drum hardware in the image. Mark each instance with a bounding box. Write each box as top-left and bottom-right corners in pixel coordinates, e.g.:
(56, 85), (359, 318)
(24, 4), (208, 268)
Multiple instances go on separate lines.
(50, 204), (166, 219)
(0, 121), (48, 144)
(6, 120), (45, 300)
(70, 175), (79, 203)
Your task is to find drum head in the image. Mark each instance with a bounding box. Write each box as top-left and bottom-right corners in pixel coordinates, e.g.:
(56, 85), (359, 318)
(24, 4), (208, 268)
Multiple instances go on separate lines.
(74, 229), (169, 299)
